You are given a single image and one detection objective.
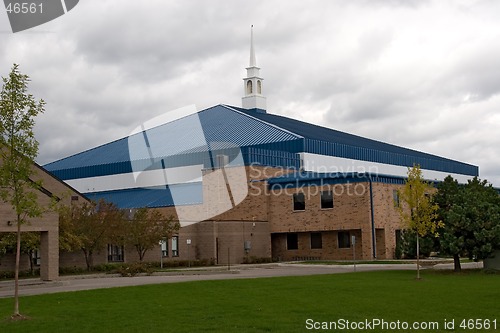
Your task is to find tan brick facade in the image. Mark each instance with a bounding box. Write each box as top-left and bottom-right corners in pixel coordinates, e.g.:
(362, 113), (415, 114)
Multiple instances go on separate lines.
(0, 164), (86, 280)
(2, 164), (408, 274)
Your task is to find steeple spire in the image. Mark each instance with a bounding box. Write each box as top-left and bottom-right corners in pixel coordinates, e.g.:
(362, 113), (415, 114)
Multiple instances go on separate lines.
(250, 25), (256, 67)
(242, 25), (267, 112)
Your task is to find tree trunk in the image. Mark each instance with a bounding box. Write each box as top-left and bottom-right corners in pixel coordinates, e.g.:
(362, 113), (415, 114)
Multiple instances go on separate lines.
(453, 253), (461, 272)
(14, 216), (21, 316)
(83, 249), (93, 271)
(416, 233), (421, 280)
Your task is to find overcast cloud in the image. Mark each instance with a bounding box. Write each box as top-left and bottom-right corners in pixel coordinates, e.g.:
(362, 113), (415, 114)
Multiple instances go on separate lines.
(0, 0), (499, 185)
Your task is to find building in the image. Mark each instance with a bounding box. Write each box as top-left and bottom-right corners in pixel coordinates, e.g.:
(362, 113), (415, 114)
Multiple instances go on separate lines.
(0, 162), (86, 280)
(44, 28), (478, 266)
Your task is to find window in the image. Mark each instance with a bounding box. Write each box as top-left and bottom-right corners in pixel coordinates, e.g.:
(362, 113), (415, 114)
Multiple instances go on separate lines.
(108, 244), (124, 262)
(257, 80), (262, 94)
(287, 233), (298, 250)
(338, 231), (351, 249)
(172, 236), (179, 257)
(31, 250), (41, 266)
(310, 233), (322, 249)
(160, 239), (168, 257)
(293, 193), (305, 211)
(393, 190), (400, 207)
(246, 80), (253, 94)
(320, 190), (334, 209)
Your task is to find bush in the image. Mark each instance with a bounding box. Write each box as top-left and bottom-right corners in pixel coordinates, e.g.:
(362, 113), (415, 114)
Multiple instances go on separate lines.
(399, 230), (437, 259)
(117, 262), (155, 277)
(242, 256), (273, 264)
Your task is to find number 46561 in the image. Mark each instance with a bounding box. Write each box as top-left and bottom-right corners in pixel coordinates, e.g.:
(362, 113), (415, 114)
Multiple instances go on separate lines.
(6, 2), (43, 14)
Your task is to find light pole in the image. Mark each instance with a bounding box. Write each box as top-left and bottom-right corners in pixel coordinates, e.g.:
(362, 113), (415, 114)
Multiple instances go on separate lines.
(159, 239), (165, 269)
(351, 235), (356, 272)
(186, 239), (191, 268)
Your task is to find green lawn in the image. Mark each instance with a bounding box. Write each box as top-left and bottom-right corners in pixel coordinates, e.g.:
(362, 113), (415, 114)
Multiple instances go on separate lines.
(1, 270), (499, 332)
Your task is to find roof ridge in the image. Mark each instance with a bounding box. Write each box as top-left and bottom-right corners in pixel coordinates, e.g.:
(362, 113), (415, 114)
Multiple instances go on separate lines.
(221, 104), (303, 140)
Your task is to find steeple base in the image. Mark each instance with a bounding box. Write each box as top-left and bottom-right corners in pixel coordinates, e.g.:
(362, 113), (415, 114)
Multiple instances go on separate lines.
(242, 95), (267, 111)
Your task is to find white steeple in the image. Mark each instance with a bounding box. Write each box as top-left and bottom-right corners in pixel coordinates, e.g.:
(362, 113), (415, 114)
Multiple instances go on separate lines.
(242, 25), (266, 111)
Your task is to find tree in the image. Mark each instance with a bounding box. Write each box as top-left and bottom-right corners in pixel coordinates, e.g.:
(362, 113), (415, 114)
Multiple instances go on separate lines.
(397, 165), (441, 279)
(434, 176), (464, 271)
(125, 207), (179, 262)
(0, 64), (45, 318)
(437, 176), (500, 272)
(0, 232), (40, 275)
(58, 199), (124, 271)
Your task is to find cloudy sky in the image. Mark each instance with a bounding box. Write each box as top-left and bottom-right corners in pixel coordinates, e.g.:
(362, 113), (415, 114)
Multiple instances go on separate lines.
(0, 0), (499, 185)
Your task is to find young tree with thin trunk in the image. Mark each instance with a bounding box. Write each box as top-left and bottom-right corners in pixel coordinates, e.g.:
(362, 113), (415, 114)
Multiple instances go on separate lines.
(58, 199), (124, 271)
(0, 64), (45, 318)
(125, 207), (179, 262)
(397, 165), (441, 279)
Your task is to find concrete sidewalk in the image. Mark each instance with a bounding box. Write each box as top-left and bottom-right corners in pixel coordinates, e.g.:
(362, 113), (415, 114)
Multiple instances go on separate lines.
(0, 261), (483, 298)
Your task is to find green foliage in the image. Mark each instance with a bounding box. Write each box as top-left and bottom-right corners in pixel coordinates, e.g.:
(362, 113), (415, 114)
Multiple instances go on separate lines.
(58, 199), (125, 271)
(398, 165), (442, 237)
(242, 256), (274, 264)
(0, 64), (45, 219)
(124, 207), (179, 261)
(398, 229), (435, 259)
(435, 176), (500, 271)
(0, 64), (45, 316)
(397, 165), (441, 278)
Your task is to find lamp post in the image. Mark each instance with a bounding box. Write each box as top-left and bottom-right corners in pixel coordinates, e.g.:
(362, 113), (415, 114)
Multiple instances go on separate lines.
(159, 239), (165, 269)
(351, 235), (356, 272)
(186, 239), (191, 268)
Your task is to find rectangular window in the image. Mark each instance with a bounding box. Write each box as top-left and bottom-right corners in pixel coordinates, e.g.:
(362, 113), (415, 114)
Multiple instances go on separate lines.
(287, 233), (299, 250)
(31, 249), (41, 266)
(107, 244), (124, 262)
(393, 190), (400, 207)
(161, 238), (168, 257)
(310, 233), (322, 249)
(338, 231), (351, 249)
(172, 236), (179, 257)
(293, 193), (305, 211)
(320, 190), (334, 209)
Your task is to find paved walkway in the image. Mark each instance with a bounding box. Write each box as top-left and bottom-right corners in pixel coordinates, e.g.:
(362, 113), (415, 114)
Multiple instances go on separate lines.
(0, 262), (483, 298)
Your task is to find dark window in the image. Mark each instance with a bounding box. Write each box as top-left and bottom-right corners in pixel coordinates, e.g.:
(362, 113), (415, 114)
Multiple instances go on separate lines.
(393, 190), (400, 207)
(172, 236), (179, 257)
(31, 249), (41, 266)
(293, 193), (305, 211)
(310, 233), (322, 249)
(338, 232), (351, 249)
(320, 190), (334, 209)
(287, 233), (299, 250)
(108, 244), (124, 262)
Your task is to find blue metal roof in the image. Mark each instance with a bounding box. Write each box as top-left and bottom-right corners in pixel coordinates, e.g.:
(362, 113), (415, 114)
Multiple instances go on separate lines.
(45, 105), (302, 180)
(233, 106), (478, 176)
(85, 182), (202, 209)
(45, 104), (478, 183)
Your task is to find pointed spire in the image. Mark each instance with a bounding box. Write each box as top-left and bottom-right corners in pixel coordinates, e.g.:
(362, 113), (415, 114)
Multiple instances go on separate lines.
(250, 25), (256, 67)
(242, 25), (266, 112)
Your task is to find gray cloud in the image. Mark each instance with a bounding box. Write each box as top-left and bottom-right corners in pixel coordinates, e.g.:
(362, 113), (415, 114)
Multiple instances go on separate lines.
(0, 0), (499, 186)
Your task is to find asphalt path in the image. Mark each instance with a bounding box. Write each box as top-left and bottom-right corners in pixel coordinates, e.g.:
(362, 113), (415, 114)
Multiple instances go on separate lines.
(0, 262), (483, 298)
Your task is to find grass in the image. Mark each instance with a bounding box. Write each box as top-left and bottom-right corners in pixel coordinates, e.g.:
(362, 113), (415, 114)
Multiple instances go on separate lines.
(0, 270), (499, 332)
